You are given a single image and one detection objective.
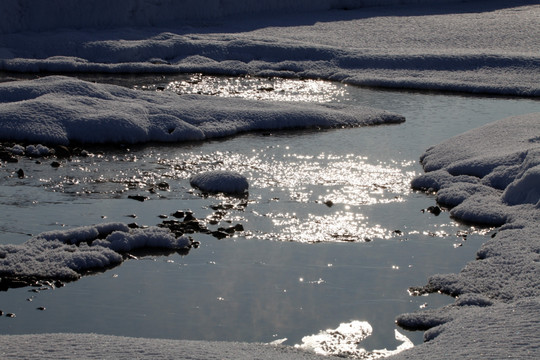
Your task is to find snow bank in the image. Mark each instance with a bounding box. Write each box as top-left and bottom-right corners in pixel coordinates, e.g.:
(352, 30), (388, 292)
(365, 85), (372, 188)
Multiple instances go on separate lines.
(190, 171), (249, 195)
(411, 113), (540, 226)
(0, 333), (345, 360)
(0, 76), (404, 145)
(0, 0), (462, 34)
(1, 1), (538, 96)
(389, 113), (540, 359)
(0, 223), (191, 281)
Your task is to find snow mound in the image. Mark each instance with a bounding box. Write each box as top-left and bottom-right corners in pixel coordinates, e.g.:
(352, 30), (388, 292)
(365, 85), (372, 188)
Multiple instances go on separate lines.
(0, 76), (404, 145)
(190, 171), (249, 195)
(412, 113), (540, 226)
(393, 113), (540, 359)
(0, 223), (191, 282)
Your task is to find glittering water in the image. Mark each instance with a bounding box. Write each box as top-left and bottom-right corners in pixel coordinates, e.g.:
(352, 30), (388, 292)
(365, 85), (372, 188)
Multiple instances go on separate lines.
(1, 73), (539, 358)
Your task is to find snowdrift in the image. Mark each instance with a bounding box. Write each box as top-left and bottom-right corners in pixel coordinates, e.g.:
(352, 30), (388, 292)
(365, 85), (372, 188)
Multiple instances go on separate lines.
(391, 113), (540, 359)
(0, 76), (404, 145)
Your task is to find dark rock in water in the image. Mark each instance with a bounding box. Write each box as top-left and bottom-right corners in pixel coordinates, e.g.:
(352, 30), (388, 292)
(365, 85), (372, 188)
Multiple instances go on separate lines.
(6, 313), (16, 318)
(426, 205), (442, 215)
(158, 214), (168, 219)
(183, 212), (196, 222)
(128, 223), (140, 229)
(324, 200), (334, 207)
(37, 306), (46, 311)
(0, 310), (3, 316)
(54, 145), (71, 158)
(171, 210), (185, 218)
(212, 230), (228, 239)
(128, 195), (149, 202)
(157, 182), (170, 190)
(219, 226), (236, 234)
(393, 229), (403, 236)
(0, 150), (18, 163)
(51, 161), (61, 168)
(54, 280), (65, 288)
(233, 224), (244, 232)
(16, 168), (24, 178)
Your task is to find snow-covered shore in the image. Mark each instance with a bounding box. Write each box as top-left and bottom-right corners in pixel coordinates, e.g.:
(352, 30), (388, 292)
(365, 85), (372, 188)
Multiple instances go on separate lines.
(1, 0), (539, 359)
(1, 1), (538, 96)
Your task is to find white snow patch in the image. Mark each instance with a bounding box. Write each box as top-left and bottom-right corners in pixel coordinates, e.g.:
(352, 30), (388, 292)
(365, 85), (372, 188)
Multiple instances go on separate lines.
(393, 113), (540, 359)
(0, 1), (538, 96)
(190, 171), (249, 195)
(0, 223), (190, 281)
(0, 76), (404, 145)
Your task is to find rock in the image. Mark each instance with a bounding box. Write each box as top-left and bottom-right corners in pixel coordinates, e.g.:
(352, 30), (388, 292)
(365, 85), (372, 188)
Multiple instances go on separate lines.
(171, 210), (185, 218)
(183, 212), (196, 222)
(51, 161), (61, 168)
(54, 145), (71, 158)
(37, 306), (46, 311)
(157, 182), (169, 190)
(426, 205), (442, 215)
(128, 195), (149, 202)
(6, 313), (15, 318)
(211, 231), (228, 239)
(16, 168), (24, 178)
(324, 200), (334, 207)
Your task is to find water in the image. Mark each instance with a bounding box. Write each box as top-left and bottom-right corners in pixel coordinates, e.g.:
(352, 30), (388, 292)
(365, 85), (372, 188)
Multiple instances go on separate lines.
(1, 73), (539, 357)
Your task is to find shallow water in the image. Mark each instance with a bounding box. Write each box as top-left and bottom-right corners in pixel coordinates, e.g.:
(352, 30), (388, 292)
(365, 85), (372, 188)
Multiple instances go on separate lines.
(1, 74), (539, 356)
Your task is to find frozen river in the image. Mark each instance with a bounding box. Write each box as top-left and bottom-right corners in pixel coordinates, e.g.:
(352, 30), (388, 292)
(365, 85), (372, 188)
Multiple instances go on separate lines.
(1, 74), (539, 355)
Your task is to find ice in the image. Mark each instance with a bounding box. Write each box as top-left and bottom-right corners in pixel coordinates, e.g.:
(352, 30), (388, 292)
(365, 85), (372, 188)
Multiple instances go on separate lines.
(0, 223), (191, 281)
(190, 171), (249, 195)
(0, 76), (404, 145)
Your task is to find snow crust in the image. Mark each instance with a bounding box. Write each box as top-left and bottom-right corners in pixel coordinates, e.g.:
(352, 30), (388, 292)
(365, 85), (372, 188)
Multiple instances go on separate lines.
(0, 223), (190, 281)
(390, 113), (540, 359)
(0, 0), (463, 34)
(190, 171), (249, 195)
(0, 75), (404, 145)
(1, 1), (538, 96)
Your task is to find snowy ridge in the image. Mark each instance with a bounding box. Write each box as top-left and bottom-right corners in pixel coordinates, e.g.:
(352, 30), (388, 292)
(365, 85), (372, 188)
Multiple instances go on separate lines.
(0, 223), (191, 281)
(0, 75), (404, 145)
(0, 0), (462, 34)
(390, 113), (540, 359)
(1, 1), (538, 96)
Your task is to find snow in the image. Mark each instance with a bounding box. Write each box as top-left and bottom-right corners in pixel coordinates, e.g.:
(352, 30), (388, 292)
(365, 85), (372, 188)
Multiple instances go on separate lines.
(0, 0), (464, 34)
(389, 112), (540, 359)
(0, 0), (539, 359)
(190, 171), (249, 195)
(0, 1), (538, 96)
(0, 223), (191, 280)
(0, 75), (404, 145)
